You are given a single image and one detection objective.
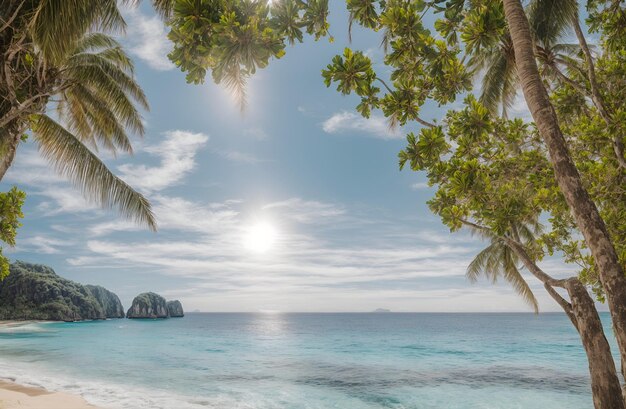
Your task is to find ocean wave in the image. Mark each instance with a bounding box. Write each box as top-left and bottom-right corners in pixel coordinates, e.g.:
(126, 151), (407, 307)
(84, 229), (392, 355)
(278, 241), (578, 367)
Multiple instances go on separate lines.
(0, 321), (56, 334)
(0, 358), (253, 409)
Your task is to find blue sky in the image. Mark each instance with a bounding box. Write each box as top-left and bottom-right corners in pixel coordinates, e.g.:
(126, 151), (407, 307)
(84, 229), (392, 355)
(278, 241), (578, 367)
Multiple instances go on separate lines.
(0, 2), (581, 312)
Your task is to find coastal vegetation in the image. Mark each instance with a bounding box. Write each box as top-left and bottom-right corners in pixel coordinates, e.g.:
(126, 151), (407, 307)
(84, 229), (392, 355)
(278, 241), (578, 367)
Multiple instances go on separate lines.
(0, 261), (124, 321)
(0, 261), (183, 321)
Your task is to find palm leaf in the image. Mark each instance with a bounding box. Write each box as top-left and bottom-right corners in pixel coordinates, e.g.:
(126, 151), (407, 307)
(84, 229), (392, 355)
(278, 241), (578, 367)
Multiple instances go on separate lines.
(33, 115), (156, 231)
(30, 0), (126, 63)
(527, 0), (578, 46)
(502, 245), (539, 313)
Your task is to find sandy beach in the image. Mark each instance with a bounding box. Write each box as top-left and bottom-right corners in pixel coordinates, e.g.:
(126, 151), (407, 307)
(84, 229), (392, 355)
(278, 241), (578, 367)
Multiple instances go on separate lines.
(0, 380), (99, 409)
(0, 322), (99, 408)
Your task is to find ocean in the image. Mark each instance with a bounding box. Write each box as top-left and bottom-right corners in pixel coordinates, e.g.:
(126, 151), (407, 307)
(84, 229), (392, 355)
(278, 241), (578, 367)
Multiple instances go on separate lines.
(0, 312), (616, 408)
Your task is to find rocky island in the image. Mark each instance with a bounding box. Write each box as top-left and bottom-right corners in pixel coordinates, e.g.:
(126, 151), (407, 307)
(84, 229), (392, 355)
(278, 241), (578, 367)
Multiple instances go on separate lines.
(127, 292), (184, 319)
(167, 300), (184, 317)
(0, 261), (125, 321)
(0, 261), (185, 321)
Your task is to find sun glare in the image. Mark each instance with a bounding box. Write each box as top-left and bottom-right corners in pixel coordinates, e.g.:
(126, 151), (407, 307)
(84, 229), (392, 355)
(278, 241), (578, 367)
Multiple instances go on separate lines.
(243, 222), (277, 254)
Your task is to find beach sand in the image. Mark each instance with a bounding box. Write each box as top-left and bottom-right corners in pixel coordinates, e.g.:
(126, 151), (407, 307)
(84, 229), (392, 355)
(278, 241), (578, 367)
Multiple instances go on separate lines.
(0, 380), (99, 409)
(0, 322), (100, 408)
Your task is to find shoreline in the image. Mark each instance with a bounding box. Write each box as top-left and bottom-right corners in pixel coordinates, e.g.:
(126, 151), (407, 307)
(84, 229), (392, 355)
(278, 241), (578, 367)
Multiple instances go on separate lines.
(0, 379), (100, 409)
(0, 321), (101, 408)
(0, 320), (52, 328)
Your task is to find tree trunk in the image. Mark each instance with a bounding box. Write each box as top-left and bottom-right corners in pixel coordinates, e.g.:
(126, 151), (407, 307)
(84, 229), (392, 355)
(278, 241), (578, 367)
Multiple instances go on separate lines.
(0, 122), (23, 181)
(503, 236), (624, 407)
(565, 279), (625, 409)
(502, 0), (626, 383)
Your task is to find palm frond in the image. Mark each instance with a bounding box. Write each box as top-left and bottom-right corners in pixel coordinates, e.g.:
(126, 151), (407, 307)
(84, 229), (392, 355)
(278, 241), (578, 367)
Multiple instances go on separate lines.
(73, 33), (123, 53)
(467, 243), (497, 282)
(30, 0), (126, 63)
(67, 52), (148, 110)
(64, 63), (146, 136)
(502, 245), (539, 313)
(479, 52), (508, 114)
(151, 0), (175, 19)
(63, 84), (134, 154)
(466, 223), (540, 313)
(527, 0), (578, 46)
(33, 115), (156, 231)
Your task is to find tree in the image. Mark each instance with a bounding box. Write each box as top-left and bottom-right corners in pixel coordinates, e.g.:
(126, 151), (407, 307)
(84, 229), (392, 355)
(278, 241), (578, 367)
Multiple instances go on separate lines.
(398, 96), (624, 407)
(0, 186), (25, 279)
(467, 221), (623, 409)
(1, 1), (156, 230)
(500, 0), (626, 384)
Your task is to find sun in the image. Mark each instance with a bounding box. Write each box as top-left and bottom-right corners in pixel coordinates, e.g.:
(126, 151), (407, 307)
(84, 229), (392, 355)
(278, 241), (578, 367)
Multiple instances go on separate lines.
(243, 222), (277, 253)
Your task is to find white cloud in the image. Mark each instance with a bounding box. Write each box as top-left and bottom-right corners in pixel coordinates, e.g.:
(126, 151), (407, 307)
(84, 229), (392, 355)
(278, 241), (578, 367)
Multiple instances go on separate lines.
(12, 235), (70, 255)
(121, 8), (174, 71)
(322, 111), (401, 139)
(262, 198), (345, 223)
(411, 182), (430, 190)
(36, 187), (100, 214)
(118, 130), (208, 192)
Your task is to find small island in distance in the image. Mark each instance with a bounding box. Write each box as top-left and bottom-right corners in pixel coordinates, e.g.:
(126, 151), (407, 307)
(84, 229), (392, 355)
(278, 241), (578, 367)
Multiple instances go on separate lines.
(373, 308), (391, 313)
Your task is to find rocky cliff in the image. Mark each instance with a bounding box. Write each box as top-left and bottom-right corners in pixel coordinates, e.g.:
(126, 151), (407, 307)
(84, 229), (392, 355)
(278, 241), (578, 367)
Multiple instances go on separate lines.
(167, 300), (184, 317)
(126, 292), (170, 318)
(0, 262), (124, 321)
(86, 285), (125, 318)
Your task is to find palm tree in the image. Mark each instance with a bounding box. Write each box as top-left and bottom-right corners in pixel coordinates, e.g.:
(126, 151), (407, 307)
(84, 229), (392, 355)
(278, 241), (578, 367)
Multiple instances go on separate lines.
(462, 217), (624, 408)
(1, 1), (156, 230)
(468, 0), (582, 117)
(466, 222), (539, 313)
(502, 0), (626, 388)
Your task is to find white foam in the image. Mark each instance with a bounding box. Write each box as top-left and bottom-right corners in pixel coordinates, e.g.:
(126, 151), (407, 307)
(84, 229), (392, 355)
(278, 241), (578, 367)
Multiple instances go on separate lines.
(0, 322), (55, 334)
(0, 358), (252, 409)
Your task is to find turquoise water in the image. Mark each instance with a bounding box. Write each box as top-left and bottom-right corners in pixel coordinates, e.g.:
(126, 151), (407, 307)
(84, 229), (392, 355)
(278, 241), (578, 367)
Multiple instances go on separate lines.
(0, 313), (617, 408)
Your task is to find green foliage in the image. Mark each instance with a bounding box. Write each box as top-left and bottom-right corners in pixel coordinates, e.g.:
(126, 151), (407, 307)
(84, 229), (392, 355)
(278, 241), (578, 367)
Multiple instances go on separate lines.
(0, 261), (123, 321)
(0, 187), (26, 280)
(587, 0), (626, 52)
(1, 1), (156, 234)
(166, 0), (331, 109)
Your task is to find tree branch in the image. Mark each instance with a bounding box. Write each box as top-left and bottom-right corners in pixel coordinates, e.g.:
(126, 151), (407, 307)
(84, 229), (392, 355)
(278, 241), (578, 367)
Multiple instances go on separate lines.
(543, 282), (578, 330)
(0, 0), (26, 33)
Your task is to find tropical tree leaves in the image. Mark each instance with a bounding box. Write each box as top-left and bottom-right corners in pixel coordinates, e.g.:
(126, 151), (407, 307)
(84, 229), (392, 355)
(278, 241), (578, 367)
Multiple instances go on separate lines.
(2, 3), (156, 232)
(166, 0), (332, 109)
(467, 237), (539, 313)
(0, 187), (25, 280)
(32, 116), (155, 231)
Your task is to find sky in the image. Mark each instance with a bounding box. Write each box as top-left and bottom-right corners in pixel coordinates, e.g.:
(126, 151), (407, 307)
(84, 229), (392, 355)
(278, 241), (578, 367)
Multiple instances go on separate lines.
(0, 2), (585, 313)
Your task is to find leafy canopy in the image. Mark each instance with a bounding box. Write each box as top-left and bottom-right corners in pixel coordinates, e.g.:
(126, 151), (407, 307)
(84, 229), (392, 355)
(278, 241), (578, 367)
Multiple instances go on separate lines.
(0, 187), (25, 280)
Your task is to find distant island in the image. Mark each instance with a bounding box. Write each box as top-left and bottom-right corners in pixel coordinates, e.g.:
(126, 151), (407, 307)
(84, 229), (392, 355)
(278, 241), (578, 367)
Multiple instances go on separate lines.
(0, 261), (183, 321)
(373, 308), (391, 313)
(127, 293), (184, 319)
